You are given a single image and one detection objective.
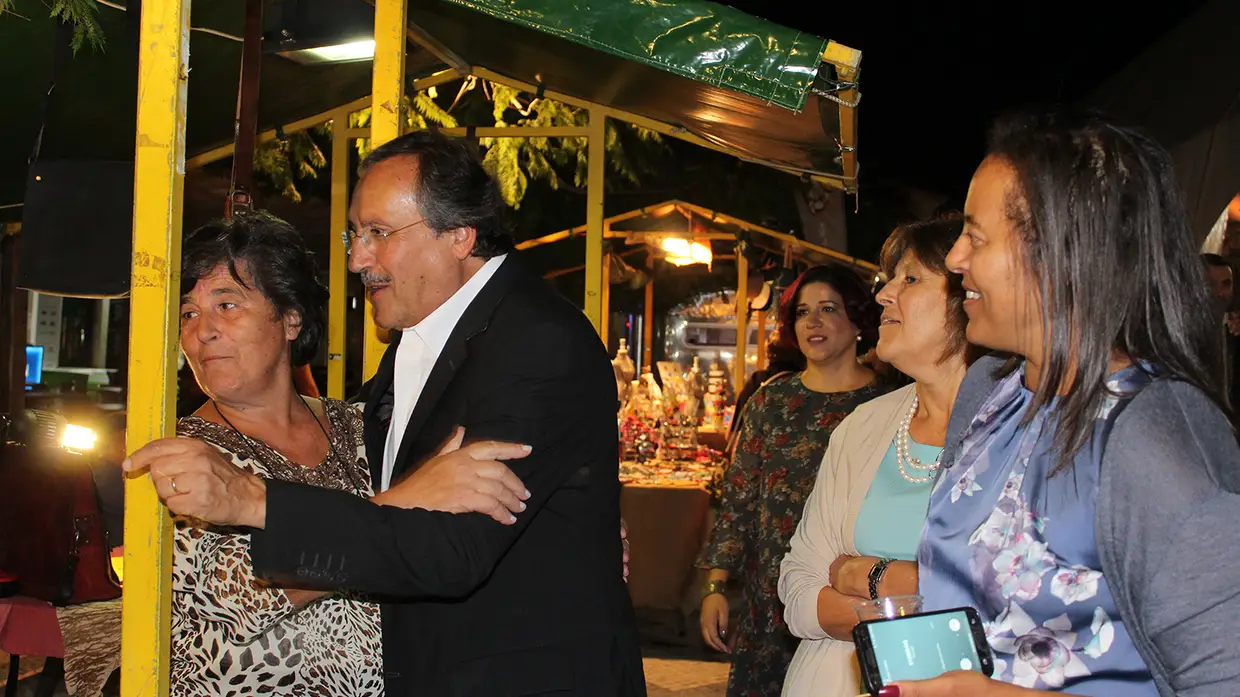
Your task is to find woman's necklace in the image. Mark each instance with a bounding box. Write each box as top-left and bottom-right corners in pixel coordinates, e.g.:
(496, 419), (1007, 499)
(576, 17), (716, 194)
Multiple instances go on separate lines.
(897, 394), (942, 484)
(213, 394), (333, 468)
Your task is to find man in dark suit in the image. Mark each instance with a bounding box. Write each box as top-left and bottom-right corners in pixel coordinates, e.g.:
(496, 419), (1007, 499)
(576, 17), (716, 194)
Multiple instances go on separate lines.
(130, 132), (645, 696)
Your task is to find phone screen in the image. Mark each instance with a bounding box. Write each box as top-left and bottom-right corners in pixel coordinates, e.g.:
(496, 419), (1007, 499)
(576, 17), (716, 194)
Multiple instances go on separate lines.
(860, 609), (987, 684)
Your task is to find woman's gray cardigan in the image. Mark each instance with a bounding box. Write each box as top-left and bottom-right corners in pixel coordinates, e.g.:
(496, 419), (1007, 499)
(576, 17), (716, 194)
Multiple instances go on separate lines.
(940, 355), (1240, 696)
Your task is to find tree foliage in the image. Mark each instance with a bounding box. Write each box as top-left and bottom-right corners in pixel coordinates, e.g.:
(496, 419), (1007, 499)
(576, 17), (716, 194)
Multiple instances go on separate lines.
(345, 79), (662, 209)
(1, 0), (104, 52)
(252, 125), (330, 203)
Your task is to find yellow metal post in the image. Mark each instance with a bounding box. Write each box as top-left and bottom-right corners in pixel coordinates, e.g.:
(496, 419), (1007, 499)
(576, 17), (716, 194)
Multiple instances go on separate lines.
(600, 252), (611, 348)
(733, 247), (748, 395)
(364, 0), (407, 380)
(123, 0), (190, 694)
(327, 110), (350, 399)
(584, 109), (606, 336)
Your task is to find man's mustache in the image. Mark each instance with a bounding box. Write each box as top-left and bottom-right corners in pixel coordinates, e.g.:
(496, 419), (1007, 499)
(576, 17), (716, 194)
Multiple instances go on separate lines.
(361, 272), (393, 286)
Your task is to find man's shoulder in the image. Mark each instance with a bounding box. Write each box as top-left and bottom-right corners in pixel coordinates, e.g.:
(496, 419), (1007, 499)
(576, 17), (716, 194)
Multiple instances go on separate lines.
(488, 273), (600, 348)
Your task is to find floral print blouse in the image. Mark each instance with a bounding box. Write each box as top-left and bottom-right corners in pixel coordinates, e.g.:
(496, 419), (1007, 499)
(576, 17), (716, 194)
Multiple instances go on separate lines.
(919, 364), (1158, 696)
(699, 372), (891, 697)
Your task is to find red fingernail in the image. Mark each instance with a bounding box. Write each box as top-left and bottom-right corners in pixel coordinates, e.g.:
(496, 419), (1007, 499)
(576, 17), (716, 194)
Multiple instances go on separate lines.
(878, 686), (901, 697)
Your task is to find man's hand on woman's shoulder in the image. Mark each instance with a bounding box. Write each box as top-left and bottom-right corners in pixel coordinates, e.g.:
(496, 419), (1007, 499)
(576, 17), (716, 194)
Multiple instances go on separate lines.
(372, 426), (531, 524)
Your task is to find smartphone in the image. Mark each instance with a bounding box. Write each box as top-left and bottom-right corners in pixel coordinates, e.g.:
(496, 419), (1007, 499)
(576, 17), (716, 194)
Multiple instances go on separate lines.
(852, 606), (994, 694)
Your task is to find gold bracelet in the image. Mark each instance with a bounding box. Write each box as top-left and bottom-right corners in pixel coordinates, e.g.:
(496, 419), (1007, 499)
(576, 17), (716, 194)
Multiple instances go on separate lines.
(702, 578), (727, 599)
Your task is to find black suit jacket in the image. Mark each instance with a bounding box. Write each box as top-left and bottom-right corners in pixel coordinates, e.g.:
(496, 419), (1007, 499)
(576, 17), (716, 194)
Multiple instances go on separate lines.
(250, 256), (646, 696)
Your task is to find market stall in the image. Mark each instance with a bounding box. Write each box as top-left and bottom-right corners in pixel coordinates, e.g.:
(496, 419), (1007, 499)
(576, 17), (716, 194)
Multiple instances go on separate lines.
(520, 200), (881, 612)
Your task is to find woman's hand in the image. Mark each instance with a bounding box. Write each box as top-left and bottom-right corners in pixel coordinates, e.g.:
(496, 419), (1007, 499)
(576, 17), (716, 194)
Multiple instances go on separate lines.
(829, 554), (874, 598)
(699, 592), (732, 653)
(373, 427), (531, 524)
(621, 518), (630, 583)
(882, 671), (1053, 696)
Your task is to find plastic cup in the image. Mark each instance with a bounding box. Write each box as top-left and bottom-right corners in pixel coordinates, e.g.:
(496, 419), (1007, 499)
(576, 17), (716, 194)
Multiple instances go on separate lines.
(854, 594), (924, 622)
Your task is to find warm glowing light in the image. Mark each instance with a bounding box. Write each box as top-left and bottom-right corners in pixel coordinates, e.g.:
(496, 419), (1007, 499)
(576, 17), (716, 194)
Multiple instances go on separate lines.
(282, 40), (376, 65)
(61, 424), (97, 451)
(660, 238), (712, 267)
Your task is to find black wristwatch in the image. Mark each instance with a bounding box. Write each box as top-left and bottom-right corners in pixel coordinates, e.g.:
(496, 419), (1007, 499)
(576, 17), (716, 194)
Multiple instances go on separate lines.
(867, 558), (895, 600)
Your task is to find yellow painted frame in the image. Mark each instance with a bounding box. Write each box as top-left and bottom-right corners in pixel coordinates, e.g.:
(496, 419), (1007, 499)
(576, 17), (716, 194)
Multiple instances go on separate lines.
(122, 0), (190, 694)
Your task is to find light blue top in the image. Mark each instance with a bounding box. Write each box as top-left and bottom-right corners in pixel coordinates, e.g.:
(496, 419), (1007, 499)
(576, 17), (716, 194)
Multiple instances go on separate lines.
(853, 438), (939, 560)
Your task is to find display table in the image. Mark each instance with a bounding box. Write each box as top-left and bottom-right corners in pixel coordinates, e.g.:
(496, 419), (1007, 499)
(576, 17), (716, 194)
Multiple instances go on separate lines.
(620, 484), (712, 611)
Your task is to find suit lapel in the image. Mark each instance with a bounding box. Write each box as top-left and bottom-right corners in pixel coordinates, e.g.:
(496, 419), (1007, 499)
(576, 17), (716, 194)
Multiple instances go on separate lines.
(390, 255), (525, 478)
(363, 332), (401, 489)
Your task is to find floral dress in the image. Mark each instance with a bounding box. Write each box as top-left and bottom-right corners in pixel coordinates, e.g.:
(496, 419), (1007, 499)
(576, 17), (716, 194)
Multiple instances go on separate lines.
(699, 373), (892, 697)
(919, 364), (1158, 695)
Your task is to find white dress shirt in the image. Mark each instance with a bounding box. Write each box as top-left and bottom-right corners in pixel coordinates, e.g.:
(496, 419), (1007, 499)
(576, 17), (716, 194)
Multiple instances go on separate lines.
(381, 254), (507, 491)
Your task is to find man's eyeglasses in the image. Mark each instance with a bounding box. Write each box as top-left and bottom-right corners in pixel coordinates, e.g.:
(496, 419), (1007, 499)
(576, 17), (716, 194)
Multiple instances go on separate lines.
(340, 218), (426, 253)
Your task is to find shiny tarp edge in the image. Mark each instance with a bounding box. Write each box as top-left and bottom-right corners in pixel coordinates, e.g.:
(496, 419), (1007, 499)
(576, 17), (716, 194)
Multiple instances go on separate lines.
(438, 0), (828, 112)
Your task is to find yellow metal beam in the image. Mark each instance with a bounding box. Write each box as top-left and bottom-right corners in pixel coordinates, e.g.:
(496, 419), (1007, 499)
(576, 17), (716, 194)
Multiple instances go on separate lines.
(583, 109), (606, 337)
(365, 0), (408, 381)
(733, 245), (749, 396)
(344, 125), (591, 139)
(822, 41), (862, 185)
(184, 69), (461, 170)
(674, 201), (879, 272)
(327, 110), (350, 399)
(123, 0), (190, 694)
(468, 66), (851, 192)
(515, 202), (680, 250)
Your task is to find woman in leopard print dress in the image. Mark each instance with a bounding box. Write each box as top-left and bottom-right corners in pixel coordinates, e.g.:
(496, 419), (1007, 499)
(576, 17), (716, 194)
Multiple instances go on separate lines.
(170, 214), (528, 696)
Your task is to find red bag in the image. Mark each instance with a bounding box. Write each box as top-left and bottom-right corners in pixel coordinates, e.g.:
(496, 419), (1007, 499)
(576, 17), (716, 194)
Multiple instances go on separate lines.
(0, 443), (121, 605)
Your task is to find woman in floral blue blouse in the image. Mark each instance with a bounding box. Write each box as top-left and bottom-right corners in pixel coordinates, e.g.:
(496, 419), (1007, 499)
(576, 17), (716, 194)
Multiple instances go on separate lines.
(890, 112), (1240, 697)
(698, 265), (892, 697)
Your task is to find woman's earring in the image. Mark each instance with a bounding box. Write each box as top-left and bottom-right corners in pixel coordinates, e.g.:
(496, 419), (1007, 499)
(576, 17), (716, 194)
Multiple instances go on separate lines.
(856, 334), (862, 342)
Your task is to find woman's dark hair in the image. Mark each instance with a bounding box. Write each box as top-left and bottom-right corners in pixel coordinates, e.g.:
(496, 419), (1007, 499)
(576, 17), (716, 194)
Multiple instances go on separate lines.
(181, 211), (329, 366)
(766, 327), (806, 373)
(779, 265), (882, 355)
(359, 131), (514, 258)
(880, 215), (971, 365)
(986, 109), (1228, 471)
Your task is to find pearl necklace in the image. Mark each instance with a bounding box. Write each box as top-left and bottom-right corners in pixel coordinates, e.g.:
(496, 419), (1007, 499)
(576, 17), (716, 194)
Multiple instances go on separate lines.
(897, 394), (941, 484)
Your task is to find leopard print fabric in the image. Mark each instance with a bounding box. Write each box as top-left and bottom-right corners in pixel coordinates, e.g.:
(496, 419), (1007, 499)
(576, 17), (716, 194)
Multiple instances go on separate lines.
(171, 398), (384, 697)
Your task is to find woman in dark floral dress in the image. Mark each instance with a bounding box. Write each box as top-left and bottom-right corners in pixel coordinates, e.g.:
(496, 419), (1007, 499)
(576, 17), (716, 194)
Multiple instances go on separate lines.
(698, 265), (893, 697)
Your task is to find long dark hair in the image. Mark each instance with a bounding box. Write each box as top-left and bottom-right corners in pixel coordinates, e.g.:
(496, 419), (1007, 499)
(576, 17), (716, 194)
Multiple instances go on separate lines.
(987, 110), (1228, 471)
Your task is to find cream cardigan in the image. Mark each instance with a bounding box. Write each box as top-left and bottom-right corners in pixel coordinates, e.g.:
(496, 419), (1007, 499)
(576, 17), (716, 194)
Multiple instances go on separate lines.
(777, 384), (917, 697)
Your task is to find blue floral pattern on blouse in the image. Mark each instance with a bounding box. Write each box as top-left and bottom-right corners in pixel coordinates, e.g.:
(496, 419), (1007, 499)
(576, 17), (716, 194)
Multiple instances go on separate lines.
(918, 364), (1159, 695)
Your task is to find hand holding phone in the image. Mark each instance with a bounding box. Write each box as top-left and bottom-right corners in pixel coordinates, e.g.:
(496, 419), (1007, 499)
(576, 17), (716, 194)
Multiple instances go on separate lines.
(852, 606), (994, 695)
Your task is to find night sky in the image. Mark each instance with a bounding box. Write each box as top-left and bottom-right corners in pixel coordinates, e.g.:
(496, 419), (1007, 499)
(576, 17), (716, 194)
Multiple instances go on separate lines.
(722, 0), (1207, 201)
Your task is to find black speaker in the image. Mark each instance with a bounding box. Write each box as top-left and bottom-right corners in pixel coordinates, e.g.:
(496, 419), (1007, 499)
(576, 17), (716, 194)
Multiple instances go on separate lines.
(19, 160), (134, 298)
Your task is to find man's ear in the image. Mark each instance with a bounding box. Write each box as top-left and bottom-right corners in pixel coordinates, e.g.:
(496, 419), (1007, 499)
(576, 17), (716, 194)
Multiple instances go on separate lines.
(450, 227), (478, 260)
